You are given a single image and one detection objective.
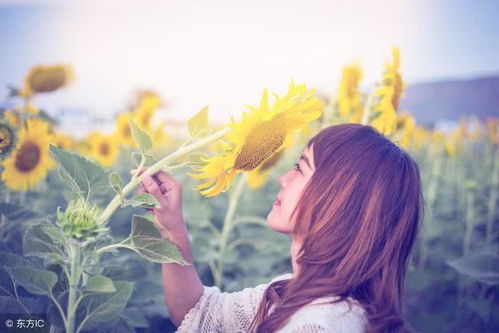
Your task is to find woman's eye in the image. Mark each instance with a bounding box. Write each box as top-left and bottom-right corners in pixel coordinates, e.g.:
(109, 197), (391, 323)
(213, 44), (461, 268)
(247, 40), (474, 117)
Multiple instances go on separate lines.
(293, 163), (301, 173)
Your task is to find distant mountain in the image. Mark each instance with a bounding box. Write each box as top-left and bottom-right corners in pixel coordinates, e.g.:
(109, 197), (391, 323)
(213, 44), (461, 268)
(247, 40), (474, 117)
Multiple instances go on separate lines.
(399, 76), (499, 125)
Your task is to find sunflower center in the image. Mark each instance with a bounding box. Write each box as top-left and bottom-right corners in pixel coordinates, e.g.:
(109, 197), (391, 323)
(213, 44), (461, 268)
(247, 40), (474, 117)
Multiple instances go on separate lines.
(100, 142), (110, 156)
(0, 125), (14, 154)
(15, 140), (41, 172)
(123, 125), (131, 138)
(234, 116), (286, 171)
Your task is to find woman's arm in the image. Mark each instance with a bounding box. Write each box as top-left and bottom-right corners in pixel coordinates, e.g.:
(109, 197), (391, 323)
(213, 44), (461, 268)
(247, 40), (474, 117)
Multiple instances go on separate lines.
(161, 228), (203, 327)
(136, 169), (203, 327)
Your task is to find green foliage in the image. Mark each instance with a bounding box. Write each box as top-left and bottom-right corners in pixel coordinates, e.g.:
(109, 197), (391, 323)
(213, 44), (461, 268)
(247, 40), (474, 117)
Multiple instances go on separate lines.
(121, 215), (188, 264)
(85, 275), (117, 293)
(0, 203), (40, 220)
(188, 106), (210, 138)
(129, 119), (152, 154)
(10, 267), (57, 296)
(77, 281), (134, 331)
(49, 145), (109, 200)
(447, 248), (499, 285)
(121, 193), (160, 209)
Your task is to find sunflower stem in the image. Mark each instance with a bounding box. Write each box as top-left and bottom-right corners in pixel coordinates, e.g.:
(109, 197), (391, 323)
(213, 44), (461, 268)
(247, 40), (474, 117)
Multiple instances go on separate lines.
(215, 173), (246, 287)
(65, 243), (80, 333)
(418, 146), (443, 270)
(97, 127), (230, 225)
(486, 146), (499, 245)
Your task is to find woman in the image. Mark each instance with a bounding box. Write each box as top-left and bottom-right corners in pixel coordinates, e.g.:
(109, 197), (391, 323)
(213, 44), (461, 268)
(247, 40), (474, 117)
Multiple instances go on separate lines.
(137, 123), (424, 332)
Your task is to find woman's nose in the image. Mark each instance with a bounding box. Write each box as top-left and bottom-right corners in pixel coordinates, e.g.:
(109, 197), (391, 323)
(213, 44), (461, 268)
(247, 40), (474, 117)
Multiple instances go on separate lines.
(278, 171), (289, 187)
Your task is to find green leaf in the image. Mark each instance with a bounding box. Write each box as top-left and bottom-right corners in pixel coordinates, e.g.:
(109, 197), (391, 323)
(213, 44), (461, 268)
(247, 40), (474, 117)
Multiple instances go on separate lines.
(121, 308), (148, 328)
(122, 193), (160, 209)
(109, 172), (123, 192)
(40, 224), (67, 246)
(109, 172), (124, 203)
(0, 203), (40, 221)
(10, 267), (57, 296)
(0, 251), (36, 269)
(0, 266), (17, 298)
(85, 275), (117, 293)
(49, 145), (108, 200)
(124, 215), (188, 264)
(78, 281), (134, 330)
(187, 106), (210, 138)
(447, 248), (499, 285)
(23, 224), (64, 259)
(129, 119), (152, 153)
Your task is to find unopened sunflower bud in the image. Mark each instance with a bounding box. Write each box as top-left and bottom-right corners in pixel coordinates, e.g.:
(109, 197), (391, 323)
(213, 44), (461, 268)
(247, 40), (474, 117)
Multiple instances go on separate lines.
(56, 198), (107, 240)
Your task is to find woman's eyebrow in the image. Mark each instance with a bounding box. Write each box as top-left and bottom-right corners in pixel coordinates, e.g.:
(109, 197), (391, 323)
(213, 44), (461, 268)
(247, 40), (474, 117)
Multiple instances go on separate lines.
(300, 155), (312, 169)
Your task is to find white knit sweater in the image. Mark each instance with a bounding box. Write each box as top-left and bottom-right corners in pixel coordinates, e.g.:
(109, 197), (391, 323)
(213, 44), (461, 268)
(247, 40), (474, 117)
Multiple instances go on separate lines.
(176, 273), (367, 332)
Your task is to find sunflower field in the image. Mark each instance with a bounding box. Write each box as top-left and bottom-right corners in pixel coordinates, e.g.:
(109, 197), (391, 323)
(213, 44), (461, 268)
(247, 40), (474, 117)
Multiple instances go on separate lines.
(0, 48), (498, 333)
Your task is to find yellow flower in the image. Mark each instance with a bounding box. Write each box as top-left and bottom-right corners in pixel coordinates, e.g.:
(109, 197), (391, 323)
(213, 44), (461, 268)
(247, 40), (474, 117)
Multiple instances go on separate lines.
(113, 113), (136, 147)
(371, 105), (397, 136)
(1, 118), (53, 191)
(486, 118), (499, 144)
(132, 94), (161, 130)
(337, 64), (363, 118)
(85, 132), (119, 167)
(51, 132), (75, 151)
(396, 112), (416, 149)
(247, 149), (285, 189)
(21, 64), (74, 96)
(150, 121), (172, 150)
(0, 120), (18, 160)
(371, 47), (405, 136)
(189, 81), (322, 197)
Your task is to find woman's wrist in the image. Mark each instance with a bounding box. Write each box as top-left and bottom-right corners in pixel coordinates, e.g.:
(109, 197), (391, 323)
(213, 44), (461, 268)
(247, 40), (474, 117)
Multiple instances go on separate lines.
(159, 225), (189, 240)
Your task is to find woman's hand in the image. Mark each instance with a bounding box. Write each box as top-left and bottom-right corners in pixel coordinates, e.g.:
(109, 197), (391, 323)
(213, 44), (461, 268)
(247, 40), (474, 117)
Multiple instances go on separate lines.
(132, 168), (187, 237)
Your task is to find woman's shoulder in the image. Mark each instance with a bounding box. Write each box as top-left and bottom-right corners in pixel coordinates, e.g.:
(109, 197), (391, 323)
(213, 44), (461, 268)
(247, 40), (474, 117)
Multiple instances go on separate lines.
(281, 295), (367, 332)
(269, 272), (293, 283)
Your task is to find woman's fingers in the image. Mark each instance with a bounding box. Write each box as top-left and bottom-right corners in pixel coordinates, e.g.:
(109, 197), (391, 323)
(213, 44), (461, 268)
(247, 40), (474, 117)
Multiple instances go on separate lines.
(142, 175), (168, 205)
(154, 171), (182, 203)
(137, 184), (146, 195)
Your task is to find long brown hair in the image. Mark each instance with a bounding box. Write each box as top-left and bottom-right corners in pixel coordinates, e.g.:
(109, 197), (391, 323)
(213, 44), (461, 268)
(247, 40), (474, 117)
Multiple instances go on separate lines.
(249, 123), (424, 332)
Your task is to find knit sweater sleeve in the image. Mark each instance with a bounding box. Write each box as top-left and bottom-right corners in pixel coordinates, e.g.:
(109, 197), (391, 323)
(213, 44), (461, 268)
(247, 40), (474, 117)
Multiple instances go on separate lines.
(277, 297), (367, 333)
(176, 274), (292, 333)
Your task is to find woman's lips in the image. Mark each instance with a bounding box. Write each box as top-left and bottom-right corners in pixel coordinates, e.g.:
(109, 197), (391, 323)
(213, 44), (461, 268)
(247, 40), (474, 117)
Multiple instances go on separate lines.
(273, 199), (281, 206)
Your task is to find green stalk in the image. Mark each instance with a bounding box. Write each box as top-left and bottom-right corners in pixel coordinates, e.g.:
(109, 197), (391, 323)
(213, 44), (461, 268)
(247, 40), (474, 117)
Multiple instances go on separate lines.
(419, 148), (443, 269)
(486, 147), (499, 245)
(214, 173), (246, 287)
(463, 186), (476, 255)
(97, 127), (230, 225)
(66, 243), (80, 333)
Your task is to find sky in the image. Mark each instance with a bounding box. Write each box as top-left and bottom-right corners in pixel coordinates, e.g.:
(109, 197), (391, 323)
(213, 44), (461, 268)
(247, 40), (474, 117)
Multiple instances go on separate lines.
(1, 0), (498, 135)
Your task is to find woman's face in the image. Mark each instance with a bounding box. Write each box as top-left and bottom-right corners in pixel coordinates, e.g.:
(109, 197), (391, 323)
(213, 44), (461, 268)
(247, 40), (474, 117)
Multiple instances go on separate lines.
(267, 144), (315, 235)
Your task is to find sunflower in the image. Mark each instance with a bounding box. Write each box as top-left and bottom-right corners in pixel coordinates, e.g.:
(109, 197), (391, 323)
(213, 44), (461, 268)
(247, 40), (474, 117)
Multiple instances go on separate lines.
(0, 120), (18, 160)
(3, 104), (42, 128)
(395, 112), (415, 149)
(51, 132), (75, 151)
(1, 118), (53, 191)
(247, 149), (286, 189)
(371, 47), (405, 136)
(21, 64), (74, 96)
(337, 64), (363, 119)
(188, 81), (323, 197)
(151, 121), (172, 150)
(85, 132), (119, 167)
(113, 113), (136, 148)
(132, 94), (160, 130)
